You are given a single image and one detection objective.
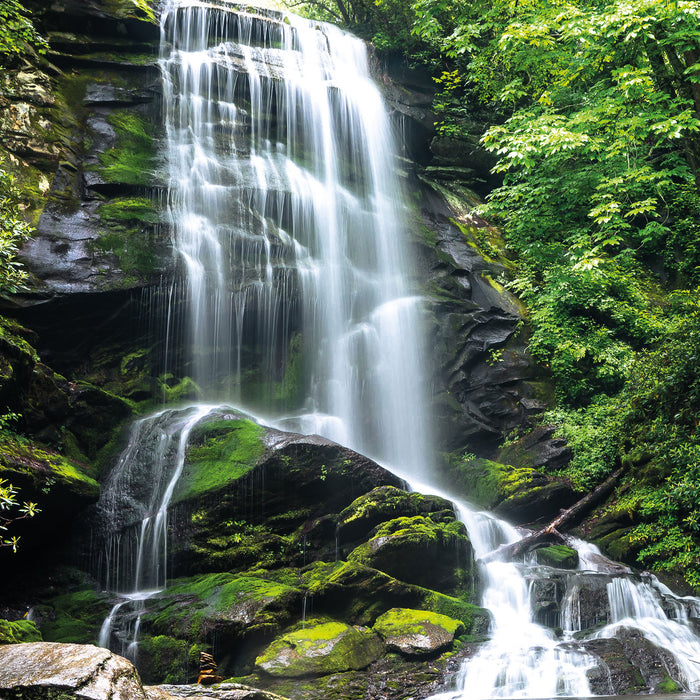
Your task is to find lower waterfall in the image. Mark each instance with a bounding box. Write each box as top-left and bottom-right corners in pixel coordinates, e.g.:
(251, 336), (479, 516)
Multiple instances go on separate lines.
(91, 0), (700, 696)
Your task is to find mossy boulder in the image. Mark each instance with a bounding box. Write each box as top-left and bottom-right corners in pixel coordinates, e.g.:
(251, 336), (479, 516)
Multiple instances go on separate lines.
(346, 515), (472, 595)
(39, 589), (112, 644)
(298, 561), (489, 636)
(372, 607), (464, 657)
(0, 619), (42, 644)
(173, 414), (266, 504)
(337, 486), (455, 545)
(170, 419), (402, 576)
(444, 456), (577, 524)
(146, 573), (303, 643)
(255, 619), (384, 678)
(138, 634), (203, 685)
(533, 545), (579, 569)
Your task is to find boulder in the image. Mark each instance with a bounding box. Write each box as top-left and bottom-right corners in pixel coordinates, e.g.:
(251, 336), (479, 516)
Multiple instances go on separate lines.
(533, 545), (579, 570)
(0, 642), (148, 700)
(337, 486), (455, 545)
(372, 607), (464, 657)
(441, 456), (577, 525)
(300, 560), (489, 633)
(149, 684), (290, 700)
(165, 412), (403, 576)
(346, 515), (472, 595)
(255, 619), (384, 678)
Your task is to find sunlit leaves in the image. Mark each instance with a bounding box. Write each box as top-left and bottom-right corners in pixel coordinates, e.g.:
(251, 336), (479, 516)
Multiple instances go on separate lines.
(0, 0), (46, 64)
(0, 163), (31, 294)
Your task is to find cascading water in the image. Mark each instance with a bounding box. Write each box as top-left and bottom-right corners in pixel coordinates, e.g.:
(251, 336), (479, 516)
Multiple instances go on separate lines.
(96, 404), (215, 656)
(92, 1), (700, 695)
(159, 0), (430, 476)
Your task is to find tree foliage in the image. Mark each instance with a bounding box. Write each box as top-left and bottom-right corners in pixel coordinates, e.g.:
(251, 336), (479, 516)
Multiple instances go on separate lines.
(0, 476), (39, 553)
(0, 163), (31, 294)
(0, 0), (46, 65)
(408, 0), (700, 583)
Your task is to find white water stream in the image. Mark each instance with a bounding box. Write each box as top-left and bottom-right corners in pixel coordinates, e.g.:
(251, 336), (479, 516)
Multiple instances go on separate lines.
(94, 1), (700, 695)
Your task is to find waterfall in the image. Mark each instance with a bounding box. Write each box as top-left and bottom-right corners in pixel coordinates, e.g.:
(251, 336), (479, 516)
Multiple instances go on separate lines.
(159, 0), (430, 477)
(92, 1), (700, 696)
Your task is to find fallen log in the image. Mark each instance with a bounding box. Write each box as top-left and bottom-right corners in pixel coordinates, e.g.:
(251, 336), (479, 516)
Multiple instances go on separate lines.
(481, 466), (625, 563)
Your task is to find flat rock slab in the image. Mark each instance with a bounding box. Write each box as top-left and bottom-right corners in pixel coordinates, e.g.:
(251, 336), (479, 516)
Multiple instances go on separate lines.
(0, 642), (148, 700)
(149, 683), (289, 700)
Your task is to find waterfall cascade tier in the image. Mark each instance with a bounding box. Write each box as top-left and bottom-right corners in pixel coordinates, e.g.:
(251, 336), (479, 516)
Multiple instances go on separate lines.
(159, 0), (430, 476)
(91, 1), (700, 696)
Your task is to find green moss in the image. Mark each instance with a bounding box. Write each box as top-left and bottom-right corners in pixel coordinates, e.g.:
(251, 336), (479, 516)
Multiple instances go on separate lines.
(372, 607), (464, 639)
(0, 619), (42, 644)
(41, 589), (110, 644)
(346, 515), (471, 595)
(98, 197), (159, 224)
(139, 635), (203, 684)
(173, 417), (265, 503)
(534, 544), (579, 569)
(272, 332), (304, 405)
(97, 111), (155, 186)
(422, 592), (490, 639)
(656, 675), (681, 693)
(157, 374), (201, 404)
(337, 486), (453, 543)
(98, 0), (157, 22)
(0, 437), (100, 501)
(255, 618), (384, 677)
(0, 317), (39, 363)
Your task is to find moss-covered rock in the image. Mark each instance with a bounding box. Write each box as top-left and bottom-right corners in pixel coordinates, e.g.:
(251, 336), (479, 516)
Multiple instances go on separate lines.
(299, 561), (488, 636)
(533, 545), (579, 569)
(337, 486), (455, 545)
(346, 515), (472, 595)
(39, 589), (112, 644)
(146, 573), (303, 644)
(138, 634), (203, 685)
(173, 415), (266, 504)
(443, 456), (577, 524)
(255, 619), (384, 678)
(0, 619), (42, 644)
(372, 607), (464, 657)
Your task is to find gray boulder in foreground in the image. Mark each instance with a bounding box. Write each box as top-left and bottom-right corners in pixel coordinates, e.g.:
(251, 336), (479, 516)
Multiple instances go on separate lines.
(0, 642), (289, 700)
(0, 642), (147, 699)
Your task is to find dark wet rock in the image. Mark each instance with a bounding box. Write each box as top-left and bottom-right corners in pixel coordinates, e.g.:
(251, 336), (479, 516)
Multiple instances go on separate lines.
(583, 630), (684, 695)
(439, 456), (577, 525)
(336, 486), (455, 546)
(498, 425), (572, 472)
(584, 637), (647, 695)
(346, 515), (472, 595)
